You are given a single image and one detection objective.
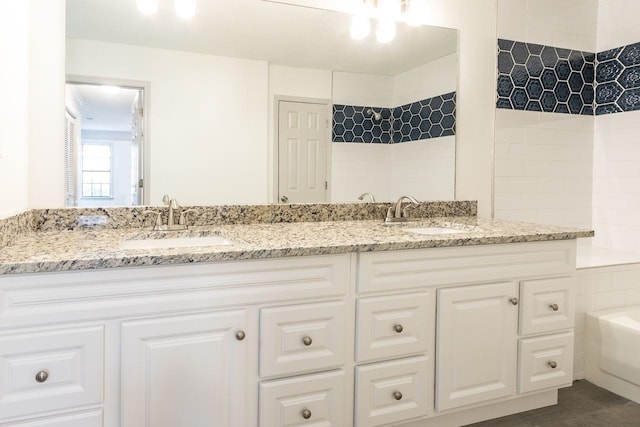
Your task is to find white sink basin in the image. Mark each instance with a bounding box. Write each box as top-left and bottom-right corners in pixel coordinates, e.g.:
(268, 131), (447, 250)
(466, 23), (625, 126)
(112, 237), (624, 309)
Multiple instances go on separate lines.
(121, 230), (236, 250)
(403, 227), (469, 235)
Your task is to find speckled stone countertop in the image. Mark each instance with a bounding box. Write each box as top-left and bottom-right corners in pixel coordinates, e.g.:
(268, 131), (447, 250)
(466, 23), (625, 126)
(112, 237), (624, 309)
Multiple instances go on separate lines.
(0, 217), (593, 275)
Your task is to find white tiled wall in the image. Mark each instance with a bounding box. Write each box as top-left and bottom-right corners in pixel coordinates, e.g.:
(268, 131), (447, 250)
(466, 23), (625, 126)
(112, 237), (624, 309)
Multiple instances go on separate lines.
(597, 0), (640, 51)
(494, 109), (593, 229)
(592, 112), (640, 252)
(574, 263), (640, 378)
(498, 0), (597, 52)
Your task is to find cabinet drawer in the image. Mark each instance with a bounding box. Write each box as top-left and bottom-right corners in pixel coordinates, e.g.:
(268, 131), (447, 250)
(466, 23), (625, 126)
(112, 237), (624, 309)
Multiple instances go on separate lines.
(0, 410), (103, 427)
(259, 370), (345, 426)
(355, 356), (430, 427)
(518, 332), (574, 394)
(260, 301), (346, 378)
(0, 326), (103, 421)
(520, 277), (575, 335)
(356, 292), (434, 362)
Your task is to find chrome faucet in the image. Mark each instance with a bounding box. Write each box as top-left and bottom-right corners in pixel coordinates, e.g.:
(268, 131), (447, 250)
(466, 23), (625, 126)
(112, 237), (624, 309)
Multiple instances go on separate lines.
(385, 195), (420, 223)
(358, 192), (376, 202)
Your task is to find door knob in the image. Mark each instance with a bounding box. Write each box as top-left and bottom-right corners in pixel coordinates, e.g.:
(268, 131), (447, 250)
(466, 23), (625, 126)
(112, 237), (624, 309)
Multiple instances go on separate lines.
(35, 370), (49, 383)
(235, 330), (246, 341)
(548, 361), (558, 369)
(510, 297), (519, 305)
(393, 391), (403, 400)
(301, 408), (312, 419)
(394, 324), (404, 333)
(302, 336), (313, 346)
(549, 303), (559, 311)
(280, 195), (289, 203)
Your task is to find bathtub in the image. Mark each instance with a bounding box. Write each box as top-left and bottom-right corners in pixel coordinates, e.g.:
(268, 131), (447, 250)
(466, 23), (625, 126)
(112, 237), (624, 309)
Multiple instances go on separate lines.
(585, 306), (640, 403)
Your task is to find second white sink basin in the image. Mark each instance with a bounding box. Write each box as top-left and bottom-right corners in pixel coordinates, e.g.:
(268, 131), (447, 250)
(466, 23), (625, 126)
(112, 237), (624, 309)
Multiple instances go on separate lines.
(121, 230), (237, 250)
(403, 227), (469, 235)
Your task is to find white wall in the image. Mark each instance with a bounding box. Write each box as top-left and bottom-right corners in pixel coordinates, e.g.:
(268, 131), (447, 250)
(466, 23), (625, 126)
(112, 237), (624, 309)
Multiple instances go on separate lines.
(331, 144), (391, 202)
(494, 110), (593, 230)
(0, 1), (30, 218)
(28, 0), (66, 209)
(66, 39), (269, 206)
(332, 72), (394, 107)
(393, 53), (457, 106)
(597, 0), (640, 51)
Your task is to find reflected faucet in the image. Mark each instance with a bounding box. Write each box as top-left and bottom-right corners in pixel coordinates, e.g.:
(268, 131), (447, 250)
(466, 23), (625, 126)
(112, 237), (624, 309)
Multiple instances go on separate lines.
(144, 195), (189, 231)
(385, 195), (420, 223)
(358, 192), (376, 202)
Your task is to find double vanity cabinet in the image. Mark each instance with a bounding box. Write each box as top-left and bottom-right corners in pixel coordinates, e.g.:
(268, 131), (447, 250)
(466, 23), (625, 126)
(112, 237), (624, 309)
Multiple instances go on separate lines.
(0, 239), (577, 426)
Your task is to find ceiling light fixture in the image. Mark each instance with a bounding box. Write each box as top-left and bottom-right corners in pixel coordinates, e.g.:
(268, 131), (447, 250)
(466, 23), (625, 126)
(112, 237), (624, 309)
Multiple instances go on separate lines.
(175, 0), (197, 19)
(349, 0), (418, 43)
(376, 19), (397, 43)
(136, 0), (158, 15)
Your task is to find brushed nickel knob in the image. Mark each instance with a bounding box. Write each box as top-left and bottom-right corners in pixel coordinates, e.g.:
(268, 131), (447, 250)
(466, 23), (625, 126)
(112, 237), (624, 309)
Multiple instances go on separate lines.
(393, 391), (403, 400)
(510, 297), (519, 305)
(235, 330), (246, 341)
(548, 361), (557, 369)
(301, 408), (312, 419)
(394, 324), (404, 333)
(550, 303), (559, 311)
(35, 370), (49, 383)
(302, 336), (313, 346)
(280, 195), (289, 203)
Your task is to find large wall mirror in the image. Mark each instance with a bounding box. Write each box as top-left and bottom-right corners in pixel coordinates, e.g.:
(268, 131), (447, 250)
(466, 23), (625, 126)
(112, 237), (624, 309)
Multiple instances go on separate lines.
(65, 0), (458, 206)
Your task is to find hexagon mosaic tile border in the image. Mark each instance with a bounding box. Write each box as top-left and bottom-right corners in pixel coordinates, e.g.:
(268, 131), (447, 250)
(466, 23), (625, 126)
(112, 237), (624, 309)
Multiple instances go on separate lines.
(333, 92), (456, 144)
(596, 42), (640, 115)
(497, 39), (595, 115)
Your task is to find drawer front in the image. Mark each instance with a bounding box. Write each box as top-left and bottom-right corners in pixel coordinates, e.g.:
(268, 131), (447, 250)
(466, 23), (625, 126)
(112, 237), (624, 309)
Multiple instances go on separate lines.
(260, 301), (346, 378)
(0, 326), (104, 421)
(355, 356), (430, 427)
(518, 332), (574, 394)
(356, 292), (434, 362)
(260, 370), (345, 426)
(0, 410), (103, 427)
(520, 277), (576, 335)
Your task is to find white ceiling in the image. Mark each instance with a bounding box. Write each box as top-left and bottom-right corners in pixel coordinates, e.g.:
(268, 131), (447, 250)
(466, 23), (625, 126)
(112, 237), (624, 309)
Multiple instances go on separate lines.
(65, 0), (457, 76)
(69, 84), (139, 132)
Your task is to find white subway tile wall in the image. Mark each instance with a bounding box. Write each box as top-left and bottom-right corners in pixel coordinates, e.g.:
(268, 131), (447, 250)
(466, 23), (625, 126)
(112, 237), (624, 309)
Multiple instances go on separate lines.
(494, 109), (593, 229)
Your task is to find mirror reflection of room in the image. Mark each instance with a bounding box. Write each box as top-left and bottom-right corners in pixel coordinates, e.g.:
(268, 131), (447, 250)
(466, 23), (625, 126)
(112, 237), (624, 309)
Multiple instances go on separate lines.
(65, 0), (458, 206)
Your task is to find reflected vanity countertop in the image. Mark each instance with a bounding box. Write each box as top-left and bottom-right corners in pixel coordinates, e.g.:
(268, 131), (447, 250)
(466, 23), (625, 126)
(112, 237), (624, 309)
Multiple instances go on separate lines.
(0, 217), (593, 275)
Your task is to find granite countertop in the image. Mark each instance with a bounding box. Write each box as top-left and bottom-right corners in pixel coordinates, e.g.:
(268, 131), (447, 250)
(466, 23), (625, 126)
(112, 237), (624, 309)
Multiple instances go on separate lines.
(0, 217), (593, 275)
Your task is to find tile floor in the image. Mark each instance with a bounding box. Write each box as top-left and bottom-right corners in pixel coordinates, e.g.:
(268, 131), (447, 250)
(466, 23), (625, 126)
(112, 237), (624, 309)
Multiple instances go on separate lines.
(466, 380), (640, 426)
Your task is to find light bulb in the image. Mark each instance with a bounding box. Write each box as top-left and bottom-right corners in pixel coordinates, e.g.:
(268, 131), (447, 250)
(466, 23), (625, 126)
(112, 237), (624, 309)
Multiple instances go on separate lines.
(405, 0), (424, 26)
(175, 0), (197, 19)
(136, 0), (158, 15)
(376, 19), (396, 43)
(350, 15), (371, 40)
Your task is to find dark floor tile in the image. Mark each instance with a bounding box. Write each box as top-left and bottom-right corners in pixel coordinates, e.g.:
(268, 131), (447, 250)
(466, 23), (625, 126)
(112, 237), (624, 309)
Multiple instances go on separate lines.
(465, 380), (640, 427)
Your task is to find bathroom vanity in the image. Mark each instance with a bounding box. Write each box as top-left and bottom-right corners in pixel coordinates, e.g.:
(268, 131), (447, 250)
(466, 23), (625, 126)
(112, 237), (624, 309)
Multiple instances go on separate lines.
(0, 203), (592, 426)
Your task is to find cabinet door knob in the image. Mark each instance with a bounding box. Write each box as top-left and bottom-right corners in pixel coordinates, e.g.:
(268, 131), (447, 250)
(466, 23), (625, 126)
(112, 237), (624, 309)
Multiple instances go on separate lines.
(510, 297), (519, 305)
(301, 408), (312, 419)
(235, 330), (246, 341)
(393, 391), (403, 400)
(548, 361), (558, 369)
(550, 303), (559, 311)
(302, 336), (313, 346)
(393, 324), (404, 333)
(35, 370), (49, 383)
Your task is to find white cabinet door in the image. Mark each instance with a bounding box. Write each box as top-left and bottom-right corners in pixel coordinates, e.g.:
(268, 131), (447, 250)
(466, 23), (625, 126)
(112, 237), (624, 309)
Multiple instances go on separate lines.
(121, 310), (250, 427)
(436, 282), (519, 412)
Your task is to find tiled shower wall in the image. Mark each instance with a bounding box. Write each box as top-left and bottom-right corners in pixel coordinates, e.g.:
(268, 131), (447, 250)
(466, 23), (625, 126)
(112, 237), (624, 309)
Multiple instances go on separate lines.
(333, 92), (456, 144)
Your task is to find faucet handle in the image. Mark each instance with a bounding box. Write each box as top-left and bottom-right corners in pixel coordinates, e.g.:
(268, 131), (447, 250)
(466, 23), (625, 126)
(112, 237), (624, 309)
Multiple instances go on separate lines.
(143, 210), (163, 227)
(178, 208), (196, 226)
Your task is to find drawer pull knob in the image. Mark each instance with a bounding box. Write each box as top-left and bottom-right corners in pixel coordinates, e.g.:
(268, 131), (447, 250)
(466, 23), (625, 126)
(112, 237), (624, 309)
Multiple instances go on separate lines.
(510, 297), (519, 305)
(302, 336), (313, 346)
(301, 408), (312, 419)
(235, 330), (246, 341)
(550, 303), (559, 311)
(35, 370), (49, 383)
(394, 324), (404, 333)
(548, 361), (558, 369)
(393, 391), (403, 400)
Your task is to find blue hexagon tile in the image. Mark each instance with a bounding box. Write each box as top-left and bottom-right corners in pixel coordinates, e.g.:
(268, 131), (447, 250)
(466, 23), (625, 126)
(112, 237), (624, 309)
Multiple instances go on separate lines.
(333, 92), (456, 144)
(596, 41), (640, 115)
(497, 39), (595, 115)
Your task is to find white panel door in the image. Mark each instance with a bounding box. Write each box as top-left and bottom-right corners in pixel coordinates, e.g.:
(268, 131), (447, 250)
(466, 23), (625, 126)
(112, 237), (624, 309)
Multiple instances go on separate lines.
(121, 310), (249, 427)
(278, 101), (329, 204)
(436, 282), (519, 411)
